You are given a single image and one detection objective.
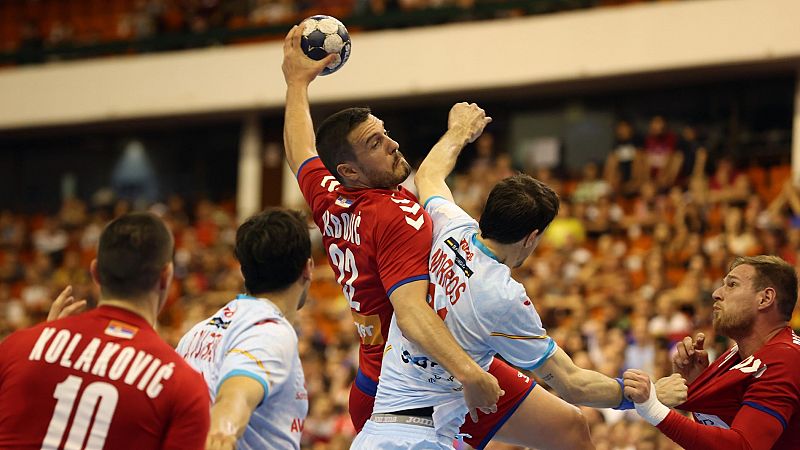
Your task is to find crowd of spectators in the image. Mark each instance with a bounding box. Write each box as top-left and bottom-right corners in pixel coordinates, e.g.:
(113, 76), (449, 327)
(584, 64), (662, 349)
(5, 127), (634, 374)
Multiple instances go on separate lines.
(1, 115), (799, 449)
(1, 0), (670, 62)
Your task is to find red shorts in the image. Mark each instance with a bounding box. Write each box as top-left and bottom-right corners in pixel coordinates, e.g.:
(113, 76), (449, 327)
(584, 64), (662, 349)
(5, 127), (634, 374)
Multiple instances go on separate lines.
(349, 369), (376, 432)
(460, 358), (535, 449)
(348, 358), (534, 448)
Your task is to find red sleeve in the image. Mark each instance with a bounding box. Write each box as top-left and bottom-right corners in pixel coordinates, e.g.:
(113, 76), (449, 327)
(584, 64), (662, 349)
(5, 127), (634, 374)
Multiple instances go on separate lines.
(741, 345), (800, 428)
(161, 372), (211, 450)
(296, 156), (337, 214)
(374, 194), (432, 297)
(657, 406), (783, 450)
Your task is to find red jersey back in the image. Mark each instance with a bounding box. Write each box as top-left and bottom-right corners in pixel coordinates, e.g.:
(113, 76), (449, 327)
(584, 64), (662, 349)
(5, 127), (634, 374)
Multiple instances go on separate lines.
(297, 157), (432, 382)
(0, 306), (210, 450)
(680, 327), (800, 450)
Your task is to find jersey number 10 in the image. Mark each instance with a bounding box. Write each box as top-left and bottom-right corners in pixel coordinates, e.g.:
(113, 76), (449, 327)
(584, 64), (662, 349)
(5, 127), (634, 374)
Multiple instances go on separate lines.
(42, 375), (118, 450)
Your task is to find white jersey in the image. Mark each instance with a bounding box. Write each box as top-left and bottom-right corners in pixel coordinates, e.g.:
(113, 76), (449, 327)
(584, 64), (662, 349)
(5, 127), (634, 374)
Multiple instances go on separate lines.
(373, 196), (557, 438)
(176, 295), (308, 450)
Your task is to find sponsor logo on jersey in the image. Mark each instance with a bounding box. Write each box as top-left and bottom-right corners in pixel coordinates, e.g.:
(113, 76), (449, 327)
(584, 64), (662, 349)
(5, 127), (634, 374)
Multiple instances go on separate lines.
(445, 237), (474, 278)
(290, 418), (305, 433)
(335, 196), (353, 208)
(791, 331), (800, 346)
(206, 317), (231, 329)
(693, 413), (730, 429)
(104, 320), (139, 339)
(351, 311), (383, 345)
(222, 305), (237, 318)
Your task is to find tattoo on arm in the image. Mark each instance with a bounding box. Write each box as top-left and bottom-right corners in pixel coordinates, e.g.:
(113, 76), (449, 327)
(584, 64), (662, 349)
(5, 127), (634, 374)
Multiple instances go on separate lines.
(542, 373), (554, 382)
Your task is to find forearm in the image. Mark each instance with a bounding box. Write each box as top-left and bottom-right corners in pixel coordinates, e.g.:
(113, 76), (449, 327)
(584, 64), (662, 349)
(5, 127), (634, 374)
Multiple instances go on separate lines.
(547, 367), (621, 408)
(417, 128), (471, 180)
(208, 395), (255, 443)
(535, 348), (622, 408)
(396, 304), (482, 382)
(283, 83), (318, 174)
(415, 129), (471, 202)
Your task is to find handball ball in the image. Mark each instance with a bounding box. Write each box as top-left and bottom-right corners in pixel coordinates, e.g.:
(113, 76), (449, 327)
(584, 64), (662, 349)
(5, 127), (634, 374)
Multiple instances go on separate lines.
(300, 15), (351, 76)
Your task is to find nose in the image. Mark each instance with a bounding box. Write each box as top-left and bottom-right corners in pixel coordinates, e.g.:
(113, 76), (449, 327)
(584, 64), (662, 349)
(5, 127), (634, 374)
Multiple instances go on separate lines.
(712, 286), (722, 301)
(387, 137), (399, 153)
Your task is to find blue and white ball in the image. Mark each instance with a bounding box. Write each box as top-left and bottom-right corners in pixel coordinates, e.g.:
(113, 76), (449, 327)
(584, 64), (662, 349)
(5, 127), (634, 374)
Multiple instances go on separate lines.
(300, 15), (351, 76)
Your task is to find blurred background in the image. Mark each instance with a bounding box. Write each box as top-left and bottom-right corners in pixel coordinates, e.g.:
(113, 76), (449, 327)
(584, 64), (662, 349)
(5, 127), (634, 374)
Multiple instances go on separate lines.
(1, 0), (799, 448)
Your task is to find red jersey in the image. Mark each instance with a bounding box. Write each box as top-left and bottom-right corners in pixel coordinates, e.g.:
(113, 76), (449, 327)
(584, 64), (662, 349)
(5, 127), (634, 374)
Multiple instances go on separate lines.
(297, 157), (432, 383)
(0, 306), (210, 450)
(661, 327), (800, 450)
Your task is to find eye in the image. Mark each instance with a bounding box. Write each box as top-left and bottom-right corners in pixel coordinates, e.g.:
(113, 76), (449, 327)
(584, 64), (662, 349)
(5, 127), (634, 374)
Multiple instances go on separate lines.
(728, 281), (736, 288)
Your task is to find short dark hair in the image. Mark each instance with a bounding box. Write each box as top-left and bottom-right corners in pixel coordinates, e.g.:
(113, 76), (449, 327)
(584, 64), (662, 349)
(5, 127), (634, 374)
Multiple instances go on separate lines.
(235, 208), (311, 294)
(97, 212), (174, 299)
(730, 255), (798, 321)
(316, 107), (371, 183)
(479, 174), (560, 244)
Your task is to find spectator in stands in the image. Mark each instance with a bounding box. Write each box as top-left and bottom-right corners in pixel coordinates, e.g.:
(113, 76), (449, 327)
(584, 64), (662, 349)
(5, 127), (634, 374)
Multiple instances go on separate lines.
(644, 116), (681, 190)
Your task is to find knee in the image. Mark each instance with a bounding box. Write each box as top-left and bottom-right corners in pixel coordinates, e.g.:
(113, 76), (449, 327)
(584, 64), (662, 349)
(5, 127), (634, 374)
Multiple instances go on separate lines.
(564, 406), (594, 450)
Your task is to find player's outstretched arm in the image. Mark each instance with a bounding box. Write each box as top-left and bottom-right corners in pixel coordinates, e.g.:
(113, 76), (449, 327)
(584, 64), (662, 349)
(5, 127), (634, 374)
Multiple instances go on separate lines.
(282, 25), (336, 175)
(533, 347), (625, 408)
(533, 348), (688, 409)
(415, 102), (492, 206)
(390, 280), (504, 421)
(205, 376), (264, 450)
(624, 369), (783, 450)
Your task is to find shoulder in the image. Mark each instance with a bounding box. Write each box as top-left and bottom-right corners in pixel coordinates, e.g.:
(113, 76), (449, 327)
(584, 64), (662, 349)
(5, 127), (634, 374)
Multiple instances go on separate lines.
(473, 264), (528, 315)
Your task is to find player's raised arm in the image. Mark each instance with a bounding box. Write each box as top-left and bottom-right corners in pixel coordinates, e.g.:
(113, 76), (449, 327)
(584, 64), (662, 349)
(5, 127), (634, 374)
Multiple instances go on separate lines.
(415, 102), (492, 206)
(282, 25), (336, 175)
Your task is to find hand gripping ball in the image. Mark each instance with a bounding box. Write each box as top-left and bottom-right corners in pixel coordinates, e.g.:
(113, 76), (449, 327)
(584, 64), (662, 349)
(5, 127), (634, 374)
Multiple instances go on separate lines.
(299, 15), (352, 76)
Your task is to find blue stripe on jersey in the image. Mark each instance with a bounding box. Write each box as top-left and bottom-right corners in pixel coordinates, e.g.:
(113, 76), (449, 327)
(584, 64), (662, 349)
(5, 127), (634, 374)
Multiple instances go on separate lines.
(296, 156), (321, 179)
(355, 368), (378, 397)
(743, 401), (787, 429)
(236, 294), (258, 300)
(423, 195), (447, 210)
(218, 369), (270, 406)
(519, 339), (556, 371)
(386, 274), (430, 298)
(477, 380), (536, 450)
(472, 234), (499, 262)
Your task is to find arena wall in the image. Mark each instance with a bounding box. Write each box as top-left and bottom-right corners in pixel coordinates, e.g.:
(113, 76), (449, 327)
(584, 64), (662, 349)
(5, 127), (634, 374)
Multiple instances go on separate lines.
(0, 0), (798, 130)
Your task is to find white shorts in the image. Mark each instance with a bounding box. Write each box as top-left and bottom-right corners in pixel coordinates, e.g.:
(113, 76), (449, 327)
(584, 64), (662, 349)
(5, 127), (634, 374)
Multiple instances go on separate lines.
(350, 419), (454, 450)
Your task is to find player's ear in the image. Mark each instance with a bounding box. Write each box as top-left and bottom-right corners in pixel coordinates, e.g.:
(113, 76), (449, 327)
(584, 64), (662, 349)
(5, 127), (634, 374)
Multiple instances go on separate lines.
(89, 259), (101, 287)
(337, 162), (360, 184)
(524, 229), (540, 248)
(757, 287), (776, 311)
(160, 262), (174, 291)
(303, 258), (313, 283)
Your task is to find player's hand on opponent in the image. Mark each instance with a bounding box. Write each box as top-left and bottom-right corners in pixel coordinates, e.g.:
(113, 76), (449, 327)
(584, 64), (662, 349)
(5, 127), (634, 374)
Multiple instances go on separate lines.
(448, 102), (492, 144)
(282, 25), (337, 87)
(462, 370), (504, 423)
(205, 432), (237, 450)
(672, 333), (709, 385)
(47, 285), (87, 322)
(654, 373), (688, 407)
(622, 368), (653, 403)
